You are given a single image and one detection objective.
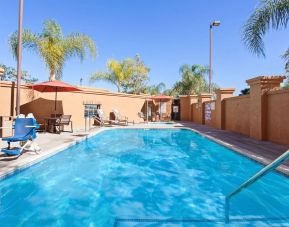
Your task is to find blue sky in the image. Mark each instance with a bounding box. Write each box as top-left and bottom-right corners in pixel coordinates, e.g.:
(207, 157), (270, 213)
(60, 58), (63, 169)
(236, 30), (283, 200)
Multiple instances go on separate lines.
(1, 0), (289, 93)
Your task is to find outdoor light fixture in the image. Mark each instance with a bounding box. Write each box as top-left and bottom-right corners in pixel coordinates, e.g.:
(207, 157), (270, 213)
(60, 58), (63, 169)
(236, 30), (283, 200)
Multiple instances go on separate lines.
(211, 21), (221, 27)
(209, 20), (221, 93)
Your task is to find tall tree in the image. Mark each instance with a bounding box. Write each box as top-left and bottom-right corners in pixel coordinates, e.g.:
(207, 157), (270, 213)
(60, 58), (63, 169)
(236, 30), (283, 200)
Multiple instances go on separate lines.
(172, 64), (214, 95)
(243, 0), (289, 71)
(9, 20), (96, 81)
(0, 64), (38, 83)
(145, 82), (166, 95)
(122, 55), (150, 94)
(91, 55), (149, 93)
(90, 58), (134, 92)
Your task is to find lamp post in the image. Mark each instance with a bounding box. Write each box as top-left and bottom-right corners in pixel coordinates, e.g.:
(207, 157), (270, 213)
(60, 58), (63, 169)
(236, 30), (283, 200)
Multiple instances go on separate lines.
(16, 0), (24, 116)
(209, 20), (220, 93)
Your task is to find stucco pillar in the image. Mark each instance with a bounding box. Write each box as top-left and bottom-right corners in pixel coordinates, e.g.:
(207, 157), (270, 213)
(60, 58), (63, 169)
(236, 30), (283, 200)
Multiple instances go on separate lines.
(246, 76), (285, 141)
(188, 95), (198, 121)
(199, 93), (212, 124)
(216, 88), (235, 129)
(179, 96), (189, 121)
(180, 95), (198, 121)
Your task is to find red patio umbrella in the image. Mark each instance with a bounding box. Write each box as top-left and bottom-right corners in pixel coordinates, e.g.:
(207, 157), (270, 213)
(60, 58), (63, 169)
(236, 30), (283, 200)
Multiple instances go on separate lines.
(27, 80), (82, 112)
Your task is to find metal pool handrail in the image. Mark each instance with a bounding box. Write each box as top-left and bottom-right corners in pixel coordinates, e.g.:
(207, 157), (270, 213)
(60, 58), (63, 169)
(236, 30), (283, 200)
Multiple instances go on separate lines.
(225, 149), (289, 223)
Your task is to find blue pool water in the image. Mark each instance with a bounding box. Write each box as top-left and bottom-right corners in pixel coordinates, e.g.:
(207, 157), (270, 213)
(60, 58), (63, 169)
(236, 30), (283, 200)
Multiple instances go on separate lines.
(1, 129), (289, 226)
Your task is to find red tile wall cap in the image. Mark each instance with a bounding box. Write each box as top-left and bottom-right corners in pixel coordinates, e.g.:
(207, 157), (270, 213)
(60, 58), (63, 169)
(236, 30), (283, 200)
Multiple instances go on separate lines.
(216, 88), (235, 94)
(246, 76), (286, 85)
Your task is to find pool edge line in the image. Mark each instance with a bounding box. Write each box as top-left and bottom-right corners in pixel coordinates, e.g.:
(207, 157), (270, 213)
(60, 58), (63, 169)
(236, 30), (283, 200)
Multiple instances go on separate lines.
(1, 125), (289, 179)
(0, 128), (108, 180)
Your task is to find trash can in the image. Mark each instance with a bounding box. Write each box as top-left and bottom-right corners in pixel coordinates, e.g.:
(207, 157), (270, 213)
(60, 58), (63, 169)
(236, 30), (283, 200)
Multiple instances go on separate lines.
(0, 116), (13, 138)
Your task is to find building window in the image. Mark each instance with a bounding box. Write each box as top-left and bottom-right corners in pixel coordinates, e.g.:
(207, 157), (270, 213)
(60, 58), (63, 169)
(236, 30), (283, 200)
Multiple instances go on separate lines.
(84, 104), (100, 118)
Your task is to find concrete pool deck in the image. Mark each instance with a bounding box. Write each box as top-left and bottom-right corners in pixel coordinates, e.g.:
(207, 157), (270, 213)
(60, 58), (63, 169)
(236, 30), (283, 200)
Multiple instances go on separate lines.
(1, 121), (289, 178)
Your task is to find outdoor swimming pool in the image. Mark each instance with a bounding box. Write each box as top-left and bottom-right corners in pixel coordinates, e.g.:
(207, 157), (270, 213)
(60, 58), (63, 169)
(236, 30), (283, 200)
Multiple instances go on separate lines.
(0, 129), (289, 226)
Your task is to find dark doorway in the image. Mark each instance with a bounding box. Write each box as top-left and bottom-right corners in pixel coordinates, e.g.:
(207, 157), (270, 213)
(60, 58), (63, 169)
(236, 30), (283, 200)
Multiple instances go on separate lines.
(171, 99), (180, 120)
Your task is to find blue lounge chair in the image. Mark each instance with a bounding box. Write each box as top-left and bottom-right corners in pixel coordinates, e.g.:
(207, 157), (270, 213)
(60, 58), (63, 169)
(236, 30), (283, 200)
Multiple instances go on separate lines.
(1, 118), (40, 156)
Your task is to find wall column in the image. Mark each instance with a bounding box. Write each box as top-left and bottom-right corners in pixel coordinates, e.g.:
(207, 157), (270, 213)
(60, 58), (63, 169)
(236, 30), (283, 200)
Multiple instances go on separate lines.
(246, 76), (285, 140)
(188, 95), (198, 121)
(180, 95), (198, 121)
(216, 88), (235, 129)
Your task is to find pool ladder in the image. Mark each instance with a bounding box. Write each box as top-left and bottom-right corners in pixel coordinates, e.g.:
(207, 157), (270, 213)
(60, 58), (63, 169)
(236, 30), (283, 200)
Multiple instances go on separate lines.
(225, 149), (289, 223)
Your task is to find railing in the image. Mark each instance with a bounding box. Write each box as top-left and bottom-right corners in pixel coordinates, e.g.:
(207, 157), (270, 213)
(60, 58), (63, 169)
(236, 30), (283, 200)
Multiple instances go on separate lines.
(225, 149), (289, 223)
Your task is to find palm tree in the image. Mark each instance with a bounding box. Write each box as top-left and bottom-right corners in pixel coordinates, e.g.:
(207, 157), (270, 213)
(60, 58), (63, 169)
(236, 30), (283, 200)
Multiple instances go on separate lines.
(172, 64), (211, 95)
(283, 48), (289, 72)
(146, 82), (166, 95)
(243, 0), (289, 70)
(90, 58), (134, 92)
(121, 54), (150, 94)
(9, 20), (96, 81)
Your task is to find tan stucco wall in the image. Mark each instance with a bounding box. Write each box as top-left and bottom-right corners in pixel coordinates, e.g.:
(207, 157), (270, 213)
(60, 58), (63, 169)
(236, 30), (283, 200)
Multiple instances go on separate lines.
(180, 96), (191, 121)
(0, 82), (34, 117)
(267, 89), (289, 145)
(175, 76), (289, 145)
(224, 95), (250, 136)
(179, 95), (198, 121)
(0, 81), (151, 129)
(192, 103), (202, 124)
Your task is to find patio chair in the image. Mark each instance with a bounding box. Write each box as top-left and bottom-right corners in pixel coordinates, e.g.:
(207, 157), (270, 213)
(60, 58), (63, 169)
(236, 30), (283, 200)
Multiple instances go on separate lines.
(51, 114), (62, 118)
(138, 112), (146, 122)
(94, 109), (112, 126)
(112, 109), (128, 125)
(161, 113), (171, 121)
(1, 117), (40, 156)
(53, 115), (73, 133)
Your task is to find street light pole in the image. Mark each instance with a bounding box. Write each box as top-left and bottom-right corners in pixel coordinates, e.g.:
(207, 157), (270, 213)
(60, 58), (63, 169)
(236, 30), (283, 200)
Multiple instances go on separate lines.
(209, 20), (220, 94)
(16, 0), (24, 116)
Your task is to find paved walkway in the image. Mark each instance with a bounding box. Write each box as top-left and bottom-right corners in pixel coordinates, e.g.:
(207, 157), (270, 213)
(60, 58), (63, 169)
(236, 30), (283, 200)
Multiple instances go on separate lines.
(1, 122), (289, 178)
(179, 121), (289, 175)
(0, 128), (103, 178)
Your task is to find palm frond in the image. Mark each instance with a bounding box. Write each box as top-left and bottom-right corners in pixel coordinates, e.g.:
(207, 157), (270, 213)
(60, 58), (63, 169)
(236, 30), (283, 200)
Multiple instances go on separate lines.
(282, 47), (289, 72)
(243, 0), (289, 57)
(9, 29), (39, 59)
(42, 20), (62, 39)
(8, 19), (97, 81)
(63, 33), (97, 61)
(90, 72), (117, 86)
(156, 82), (166, 92)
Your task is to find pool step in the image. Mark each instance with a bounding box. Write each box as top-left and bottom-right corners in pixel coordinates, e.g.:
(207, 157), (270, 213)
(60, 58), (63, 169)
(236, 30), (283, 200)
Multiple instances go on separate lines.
(114, 217), (289, 226)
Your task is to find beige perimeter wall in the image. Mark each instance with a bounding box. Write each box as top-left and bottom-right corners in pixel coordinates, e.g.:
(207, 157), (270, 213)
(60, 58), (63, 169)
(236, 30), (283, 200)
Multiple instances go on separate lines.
(267, 90), (289, 145)
(0, 81), (151, 129)
(224, 95), (250, 136)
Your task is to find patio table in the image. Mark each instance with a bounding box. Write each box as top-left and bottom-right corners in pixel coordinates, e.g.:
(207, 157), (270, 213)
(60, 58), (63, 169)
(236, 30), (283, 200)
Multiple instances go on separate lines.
(44, 117), (61, 133)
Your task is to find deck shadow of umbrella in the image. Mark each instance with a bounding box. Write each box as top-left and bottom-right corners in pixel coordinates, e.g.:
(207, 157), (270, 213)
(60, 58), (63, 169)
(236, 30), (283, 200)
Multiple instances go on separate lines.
(20, 97), (63, 118)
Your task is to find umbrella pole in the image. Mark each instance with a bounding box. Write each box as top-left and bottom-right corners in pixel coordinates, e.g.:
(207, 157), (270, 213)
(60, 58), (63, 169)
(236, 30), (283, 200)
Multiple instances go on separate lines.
(160, 101), (161, 121)
(146, 99), (148, 123)
(55, 87), (57, 114)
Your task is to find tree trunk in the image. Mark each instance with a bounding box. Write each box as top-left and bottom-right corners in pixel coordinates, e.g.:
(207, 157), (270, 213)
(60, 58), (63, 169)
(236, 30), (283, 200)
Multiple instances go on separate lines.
(49, 70), (56, 81)
(117, 83), (121, 93)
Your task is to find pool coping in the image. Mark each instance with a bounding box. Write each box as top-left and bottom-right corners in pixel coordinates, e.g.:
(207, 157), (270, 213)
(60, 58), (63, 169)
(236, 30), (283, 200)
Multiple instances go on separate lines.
(0, 128), (107, 180)
(183, 127), (289, 176)
(1, 125), (289, 180)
